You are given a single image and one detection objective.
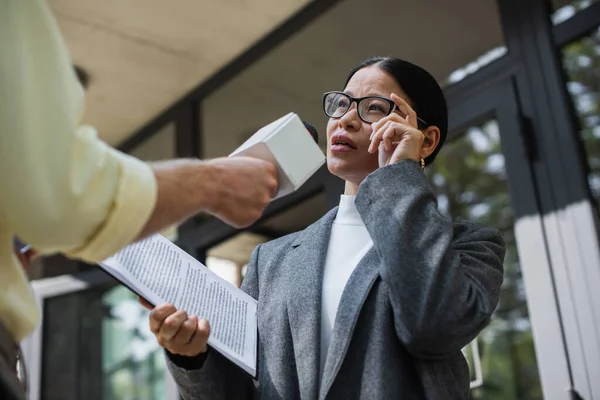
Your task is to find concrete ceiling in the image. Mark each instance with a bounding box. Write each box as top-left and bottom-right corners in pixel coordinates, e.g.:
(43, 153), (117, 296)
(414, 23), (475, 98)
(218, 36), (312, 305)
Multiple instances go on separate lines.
(49, 0), (574, 153)
(48, 0), (312, 146)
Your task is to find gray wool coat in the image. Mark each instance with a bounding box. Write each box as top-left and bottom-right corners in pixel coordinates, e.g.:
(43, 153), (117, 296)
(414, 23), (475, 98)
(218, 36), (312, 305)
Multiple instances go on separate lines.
(167, 160), (506, 400)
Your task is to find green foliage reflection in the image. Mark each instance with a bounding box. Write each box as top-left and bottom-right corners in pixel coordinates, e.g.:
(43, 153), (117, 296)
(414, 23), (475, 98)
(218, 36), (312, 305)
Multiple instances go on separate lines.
(427, 121), (542, 400)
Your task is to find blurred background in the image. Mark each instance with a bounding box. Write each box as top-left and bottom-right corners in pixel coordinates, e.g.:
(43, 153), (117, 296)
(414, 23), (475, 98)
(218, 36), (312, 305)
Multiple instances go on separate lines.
(19, 0), (600, 399)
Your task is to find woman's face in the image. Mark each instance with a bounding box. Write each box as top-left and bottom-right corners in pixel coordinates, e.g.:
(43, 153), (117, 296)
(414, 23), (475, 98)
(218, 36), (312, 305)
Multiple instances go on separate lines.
(326, 66), (412, 185)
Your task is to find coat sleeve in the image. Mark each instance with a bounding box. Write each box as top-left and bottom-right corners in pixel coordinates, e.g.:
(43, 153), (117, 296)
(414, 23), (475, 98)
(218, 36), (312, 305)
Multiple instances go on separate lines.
(355, 160), (505, 359)
(165, 245), (262, 399)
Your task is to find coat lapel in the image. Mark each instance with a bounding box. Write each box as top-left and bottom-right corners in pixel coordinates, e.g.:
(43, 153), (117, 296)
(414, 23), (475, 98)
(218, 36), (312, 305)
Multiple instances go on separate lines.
(319, 247), (381, 399)
(285, 208), (337, 400)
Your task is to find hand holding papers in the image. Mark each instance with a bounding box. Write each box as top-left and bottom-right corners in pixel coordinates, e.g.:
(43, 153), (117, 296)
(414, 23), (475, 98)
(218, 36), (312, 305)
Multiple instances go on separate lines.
(100, 234), (258, 376)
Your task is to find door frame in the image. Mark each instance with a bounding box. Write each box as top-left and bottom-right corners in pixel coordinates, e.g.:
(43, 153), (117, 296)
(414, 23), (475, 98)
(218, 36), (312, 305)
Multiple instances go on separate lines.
(20, 270), (180, 400)
(446, 75), (573, 399)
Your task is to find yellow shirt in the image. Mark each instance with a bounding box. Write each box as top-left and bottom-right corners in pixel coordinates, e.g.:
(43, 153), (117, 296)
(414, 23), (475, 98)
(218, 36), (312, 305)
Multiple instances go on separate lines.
(0, 0), (158, 342)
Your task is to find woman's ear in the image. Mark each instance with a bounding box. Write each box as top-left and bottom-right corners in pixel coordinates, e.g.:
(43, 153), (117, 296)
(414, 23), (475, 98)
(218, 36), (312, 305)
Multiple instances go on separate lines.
(420, 126), (441, 159)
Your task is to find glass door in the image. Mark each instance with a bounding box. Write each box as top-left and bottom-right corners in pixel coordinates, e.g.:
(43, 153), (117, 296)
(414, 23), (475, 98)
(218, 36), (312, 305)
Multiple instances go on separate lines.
(21, 270), (181, 400)
(435, 78), (572, 399)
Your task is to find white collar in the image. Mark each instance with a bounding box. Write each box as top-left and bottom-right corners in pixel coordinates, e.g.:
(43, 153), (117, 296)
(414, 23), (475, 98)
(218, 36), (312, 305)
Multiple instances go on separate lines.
(334, 195), (364, 226)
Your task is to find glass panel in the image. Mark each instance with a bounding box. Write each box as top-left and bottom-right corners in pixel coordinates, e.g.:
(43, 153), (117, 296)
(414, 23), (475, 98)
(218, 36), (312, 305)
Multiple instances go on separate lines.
(42, 282), (166, 400)
(552, 0), (599, 25)
(128, 122), (179, 241)
(206, 232), (270, 287)
(561, 26), (600, 210)
(443, 46), (508, 86)
(258, 193), (326, 234)
(128, 122), (175, 161)
(427, 119), (543, 400)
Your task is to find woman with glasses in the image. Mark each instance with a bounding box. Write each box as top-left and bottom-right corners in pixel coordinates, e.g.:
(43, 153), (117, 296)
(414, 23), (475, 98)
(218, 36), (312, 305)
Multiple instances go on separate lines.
(146, 57), (505, 399)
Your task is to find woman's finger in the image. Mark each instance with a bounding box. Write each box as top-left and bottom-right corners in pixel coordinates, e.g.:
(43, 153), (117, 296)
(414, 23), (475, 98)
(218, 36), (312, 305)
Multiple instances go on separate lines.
(174, 319), (211, 357)
(389, 129), (426, 165)
(376, 121), (417, 153)
(192, 319), (211, 353)
(369, 120), (393, 153)
(159, 310), (188, 342)
(149, 304), (177, 334)
(171, 315), (198, 348)
(371, 113), (406, 140)
(382, 125), (402, 153)
(182, 319), (211, 356)
(138, 297), (154, 310)
(390, 93), (418, 128)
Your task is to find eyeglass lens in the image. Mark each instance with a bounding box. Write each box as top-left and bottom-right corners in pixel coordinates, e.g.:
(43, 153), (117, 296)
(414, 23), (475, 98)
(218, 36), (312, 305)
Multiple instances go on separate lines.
(324, 92), (393, 123)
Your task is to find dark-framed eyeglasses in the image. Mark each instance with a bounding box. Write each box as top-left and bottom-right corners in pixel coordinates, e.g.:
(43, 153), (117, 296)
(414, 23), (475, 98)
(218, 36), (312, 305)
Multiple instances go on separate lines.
(322, 91), (429, 128)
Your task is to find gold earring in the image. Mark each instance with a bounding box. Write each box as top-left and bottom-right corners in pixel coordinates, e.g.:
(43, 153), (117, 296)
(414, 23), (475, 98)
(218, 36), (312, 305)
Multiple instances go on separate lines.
(420, 158), (425, 170)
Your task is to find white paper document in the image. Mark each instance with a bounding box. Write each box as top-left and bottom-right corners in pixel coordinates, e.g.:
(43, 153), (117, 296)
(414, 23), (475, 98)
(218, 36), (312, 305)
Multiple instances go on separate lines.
(99, 234), (258, 377)
(229, 112), (325, 199)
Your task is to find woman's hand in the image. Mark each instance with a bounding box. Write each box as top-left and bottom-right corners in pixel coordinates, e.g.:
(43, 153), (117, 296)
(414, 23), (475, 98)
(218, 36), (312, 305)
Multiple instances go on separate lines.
(368, 93), (425, 168)
(140, 298), (210, 357)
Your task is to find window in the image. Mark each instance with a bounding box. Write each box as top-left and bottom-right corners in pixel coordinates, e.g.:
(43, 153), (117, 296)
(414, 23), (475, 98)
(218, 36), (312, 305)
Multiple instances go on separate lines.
(561, 26), (600, 208)
(427, 120), (543, 399)
(444, 47), (508, 86)
(552, 0), (599, 25)
(22, 271), (179, 400)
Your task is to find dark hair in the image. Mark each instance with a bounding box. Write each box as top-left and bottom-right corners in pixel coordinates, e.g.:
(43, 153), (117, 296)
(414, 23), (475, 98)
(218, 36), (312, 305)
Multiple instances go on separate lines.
(345, 57), (448, 166)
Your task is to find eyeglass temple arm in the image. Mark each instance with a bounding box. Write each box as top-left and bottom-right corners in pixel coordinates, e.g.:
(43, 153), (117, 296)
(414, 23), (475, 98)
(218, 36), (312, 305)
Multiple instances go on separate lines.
(393, 105), (429, 127)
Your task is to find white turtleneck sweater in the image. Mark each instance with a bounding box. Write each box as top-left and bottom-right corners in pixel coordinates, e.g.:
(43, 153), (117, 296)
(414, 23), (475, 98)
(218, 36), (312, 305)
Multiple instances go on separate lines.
(319, 195), (373, 380)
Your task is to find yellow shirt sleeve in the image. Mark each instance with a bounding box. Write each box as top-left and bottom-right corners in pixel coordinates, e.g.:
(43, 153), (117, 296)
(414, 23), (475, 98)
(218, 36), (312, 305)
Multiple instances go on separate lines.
(0, 0), (158, 262)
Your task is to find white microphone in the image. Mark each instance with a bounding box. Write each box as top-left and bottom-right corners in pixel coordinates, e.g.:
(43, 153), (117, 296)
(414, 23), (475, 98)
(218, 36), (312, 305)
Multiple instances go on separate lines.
(229, 113), (325, 199)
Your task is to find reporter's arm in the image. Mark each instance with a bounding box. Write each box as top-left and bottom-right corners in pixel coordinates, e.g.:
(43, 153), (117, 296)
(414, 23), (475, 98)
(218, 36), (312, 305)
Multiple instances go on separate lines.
(140, 157), (278, 239)
(0, 0), (193, 261)
(0, 0), (276, 264)
(138, 159), (218, 239)
(0, 0), (158, 261)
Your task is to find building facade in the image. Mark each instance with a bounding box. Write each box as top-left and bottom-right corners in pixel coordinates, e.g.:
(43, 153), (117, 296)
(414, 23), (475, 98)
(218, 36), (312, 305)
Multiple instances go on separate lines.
(20, 0), (600, 399)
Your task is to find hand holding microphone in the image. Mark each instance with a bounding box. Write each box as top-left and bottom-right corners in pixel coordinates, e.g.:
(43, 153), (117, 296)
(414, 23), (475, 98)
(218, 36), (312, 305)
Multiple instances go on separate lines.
(200, 156), (279, 228)
(201, 118), (319, 229)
